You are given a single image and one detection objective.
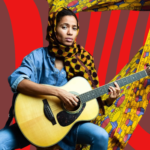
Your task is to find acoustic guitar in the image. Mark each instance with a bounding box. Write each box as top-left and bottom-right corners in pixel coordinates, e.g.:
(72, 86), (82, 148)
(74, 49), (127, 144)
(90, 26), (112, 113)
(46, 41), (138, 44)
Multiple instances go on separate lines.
(14, 67), (150, 147)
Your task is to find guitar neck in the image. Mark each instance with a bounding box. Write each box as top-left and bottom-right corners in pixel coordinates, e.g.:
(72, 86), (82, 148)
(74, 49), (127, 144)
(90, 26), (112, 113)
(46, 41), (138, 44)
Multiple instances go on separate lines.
(78, 70), (148, 103)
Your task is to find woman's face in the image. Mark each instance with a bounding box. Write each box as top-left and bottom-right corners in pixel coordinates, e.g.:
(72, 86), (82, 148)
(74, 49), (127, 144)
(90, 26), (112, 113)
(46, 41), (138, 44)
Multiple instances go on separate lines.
(55, 15), (78, 46)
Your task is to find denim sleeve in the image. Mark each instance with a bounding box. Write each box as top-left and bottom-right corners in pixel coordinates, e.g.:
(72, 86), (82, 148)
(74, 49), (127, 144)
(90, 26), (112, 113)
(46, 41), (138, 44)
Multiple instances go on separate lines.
(8, 56), (35, 93)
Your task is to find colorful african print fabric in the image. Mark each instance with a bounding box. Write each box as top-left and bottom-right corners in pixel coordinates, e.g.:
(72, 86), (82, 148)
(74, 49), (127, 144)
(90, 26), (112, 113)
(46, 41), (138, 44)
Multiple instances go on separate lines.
(47, 0), (150, 13)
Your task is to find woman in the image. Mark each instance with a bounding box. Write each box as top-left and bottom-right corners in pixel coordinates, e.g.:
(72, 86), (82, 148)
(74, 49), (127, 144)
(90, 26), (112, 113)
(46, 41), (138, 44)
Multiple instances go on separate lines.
(0, 7), (120, 150)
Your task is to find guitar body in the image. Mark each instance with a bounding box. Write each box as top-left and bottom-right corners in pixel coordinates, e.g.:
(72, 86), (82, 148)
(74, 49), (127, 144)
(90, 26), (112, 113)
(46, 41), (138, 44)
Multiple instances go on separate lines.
(15, 77), (99, 147)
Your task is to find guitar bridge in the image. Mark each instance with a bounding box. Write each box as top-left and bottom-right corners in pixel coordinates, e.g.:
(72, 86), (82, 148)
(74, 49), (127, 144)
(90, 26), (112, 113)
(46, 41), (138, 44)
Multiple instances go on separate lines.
(43, 99), (56, 125)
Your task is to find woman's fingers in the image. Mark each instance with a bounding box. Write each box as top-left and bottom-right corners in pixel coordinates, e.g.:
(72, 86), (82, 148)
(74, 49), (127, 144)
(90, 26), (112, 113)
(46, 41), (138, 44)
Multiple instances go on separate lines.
(66, 98), (75, 107)
(109, 82), (120, 98)
(66, 94), (78, 106)
(72, 96), (79, 106)
(109, 86), (115, 96)
(64, 95), (78, 107)
(114, 82), (120, 95)
(58, 89), (79, 107)
(73, 95), (79, 102)
(71, 99), (78, 106)
(114, 82), (120, 88)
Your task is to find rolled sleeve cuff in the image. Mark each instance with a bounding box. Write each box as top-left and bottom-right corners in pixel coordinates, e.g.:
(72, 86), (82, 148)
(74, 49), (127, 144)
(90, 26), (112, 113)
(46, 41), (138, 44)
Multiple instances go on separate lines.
(11, 75), (30, 93)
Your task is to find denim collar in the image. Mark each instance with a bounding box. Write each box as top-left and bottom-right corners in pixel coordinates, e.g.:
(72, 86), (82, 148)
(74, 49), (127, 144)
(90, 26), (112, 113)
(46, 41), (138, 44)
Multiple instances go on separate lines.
(46, 47), (55, 64)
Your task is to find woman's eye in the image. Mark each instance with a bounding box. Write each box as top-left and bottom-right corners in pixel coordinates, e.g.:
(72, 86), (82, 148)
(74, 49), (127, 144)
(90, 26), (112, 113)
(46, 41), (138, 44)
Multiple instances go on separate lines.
(62, 26), (67, 29)
(62, 26), (77, 31)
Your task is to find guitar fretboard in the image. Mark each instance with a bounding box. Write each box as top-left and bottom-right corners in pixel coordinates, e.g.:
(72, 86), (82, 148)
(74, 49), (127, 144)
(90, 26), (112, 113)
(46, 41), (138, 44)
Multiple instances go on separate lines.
(78, 70), (147, 103)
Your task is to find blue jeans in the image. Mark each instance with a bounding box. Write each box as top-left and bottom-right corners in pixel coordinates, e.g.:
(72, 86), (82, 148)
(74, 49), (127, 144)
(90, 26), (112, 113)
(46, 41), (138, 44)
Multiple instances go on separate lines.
(77, 122), (108, 150)
(0, 122), (108, 150)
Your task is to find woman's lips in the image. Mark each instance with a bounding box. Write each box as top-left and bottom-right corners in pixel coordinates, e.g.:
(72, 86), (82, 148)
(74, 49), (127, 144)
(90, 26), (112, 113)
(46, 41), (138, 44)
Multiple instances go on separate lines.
(66, 38), (73, 42)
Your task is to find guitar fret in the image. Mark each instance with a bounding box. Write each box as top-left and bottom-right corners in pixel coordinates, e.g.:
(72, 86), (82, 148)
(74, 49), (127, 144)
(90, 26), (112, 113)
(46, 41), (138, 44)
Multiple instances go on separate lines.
(138, 71), (144, 79)
(78, 95), (83, 103)
(140, 70), (147, 78)
(134, 73), (140, 81)
(131, 74), (137, 82)
(124, 77), (128, 86)
(118, 78), (124, 87)
(91, 92), (95, 97)
(136, 72), (141, 80)
(106, 83), (114, 88)
(87, 94), (92, 101)
(127, 75), (133, 83)
(104, 85), (108, 92)
(144, 70), (147, 76)
(117, 79), (120, 86)
(81, 94), (86, 103)
(103, 85), (109, 94)
(110, 83), (115, 87)
(97, 86), (104, 95)
(95, 89), (103, 99)
(83, 94), (87, 102)
(126, 76), (132, 84)
(131, 74), (136, 81)
(94, 89), (100, 98)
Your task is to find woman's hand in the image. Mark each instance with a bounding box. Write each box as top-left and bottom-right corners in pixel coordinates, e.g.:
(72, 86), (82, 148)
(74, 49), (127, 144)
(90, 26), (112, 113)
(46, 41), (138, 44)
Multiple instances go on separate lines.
(57, 88), (79, 108)
(105, 82), (120, 106)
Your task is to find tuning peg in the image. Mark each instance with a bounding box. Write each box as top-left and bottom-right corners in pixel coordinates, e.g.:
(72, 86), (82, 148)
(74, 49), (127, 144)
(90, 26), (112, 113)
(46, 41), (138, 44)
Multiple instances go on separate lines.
(146, 63), (150, 67)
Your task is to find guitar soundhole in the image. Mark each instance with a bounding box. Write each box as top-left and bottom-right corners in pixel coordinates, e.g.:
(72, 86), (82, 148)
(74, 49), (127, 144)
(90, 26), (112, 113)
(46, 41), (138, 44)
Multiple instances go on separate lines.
(57, 103), (86, 126)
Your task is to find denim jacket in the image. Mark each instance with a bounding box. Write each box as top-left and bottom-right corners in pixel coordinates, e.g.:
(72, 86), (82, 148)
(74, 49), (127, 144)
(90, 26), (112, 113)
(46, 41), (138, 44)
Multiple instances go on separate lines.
(8, 47), (78, 150)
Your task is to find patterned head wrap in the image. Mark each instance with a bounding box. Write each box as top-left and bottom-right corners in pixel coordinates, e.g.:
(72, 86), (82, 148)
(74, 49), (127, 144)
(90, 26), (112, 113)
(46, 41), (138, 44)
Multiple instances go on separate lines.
(46, 7), (104, 113)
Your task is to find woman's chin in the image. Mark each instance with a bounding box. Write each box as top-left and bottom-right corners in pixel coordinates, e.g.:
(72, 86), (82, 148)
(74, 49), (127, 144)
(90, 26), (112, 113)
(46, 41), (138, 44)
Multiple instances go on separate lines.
(63, 42), (74, 46)
(57, 39), (74, 46)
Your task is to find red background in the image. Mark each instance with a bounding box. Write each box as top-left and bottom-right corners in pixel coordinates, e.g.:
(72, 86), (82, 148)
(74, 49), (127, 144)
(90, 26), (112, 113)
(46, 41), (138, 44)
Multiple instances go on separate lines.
(0, 1), (150, 150)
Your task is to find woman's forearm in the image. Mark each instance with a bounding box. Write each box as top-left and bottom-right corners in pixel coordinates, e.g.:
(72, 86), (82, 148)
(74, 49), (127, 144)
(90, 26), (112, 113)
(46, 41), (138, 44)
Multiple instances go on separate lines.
(17, 79), (79, 107)
(17, 79), (60, 97)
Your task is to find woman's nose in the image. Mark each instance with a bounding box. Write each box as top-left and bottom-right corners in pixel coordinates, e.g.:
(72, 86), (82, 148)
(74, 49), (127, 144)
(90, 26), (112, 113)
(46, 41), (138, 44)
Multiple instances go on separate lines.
(68, 28), (73, 34)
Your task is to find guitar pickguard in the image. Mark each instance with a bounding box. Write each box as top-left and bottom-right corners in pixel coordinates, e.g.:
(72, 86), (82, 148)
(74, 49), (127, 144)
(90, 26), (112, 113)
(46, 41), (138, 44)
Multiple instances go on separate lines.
(57, 103), (86, 126)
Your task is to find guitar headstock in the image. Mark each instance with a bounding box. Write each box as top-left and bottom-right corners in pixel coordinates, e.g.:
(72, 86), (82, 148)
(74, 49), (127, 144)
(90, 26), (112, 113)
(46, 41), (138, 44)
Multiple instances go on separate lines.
(146, 66), (150, 76)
